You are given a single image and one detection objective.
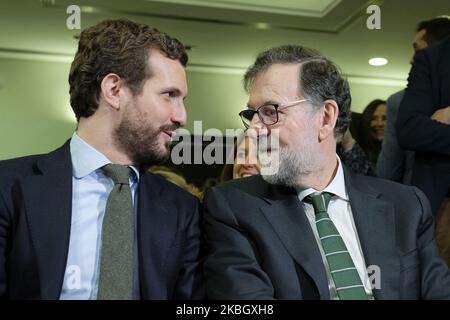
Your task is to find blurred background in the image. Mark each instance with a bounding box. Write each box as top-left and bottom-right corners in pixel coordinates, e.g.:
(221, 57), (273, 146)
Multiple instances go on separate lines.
(0, 0), (449, 184)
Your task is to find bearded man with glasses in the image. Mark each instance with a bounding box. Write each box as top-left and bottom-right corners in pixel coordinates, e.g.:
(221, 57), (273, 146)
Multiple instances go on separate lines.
(203, 45), (450, 300)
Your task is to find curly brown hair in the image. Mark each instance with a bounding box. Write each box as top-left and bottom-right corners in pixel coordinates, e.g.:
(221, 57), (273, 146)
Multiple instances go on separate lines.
(69, 19), (188, 121)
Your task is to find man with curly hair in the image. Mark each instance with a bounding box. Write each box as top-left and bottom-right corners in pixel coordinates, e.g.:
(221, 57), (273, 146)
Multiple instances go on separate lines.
(0, 19), (203, 300)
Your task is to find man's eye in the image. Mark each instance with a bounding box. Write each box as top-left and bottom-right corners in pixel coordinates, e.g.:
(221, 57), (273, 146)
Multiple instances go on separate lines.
(261, 107), (276, 117)
(164, 91), (176, 98)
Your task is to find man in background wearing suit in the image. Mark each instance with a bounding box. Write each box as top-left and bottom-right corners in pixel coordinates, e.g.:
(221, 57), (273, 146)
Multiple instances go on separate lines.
(397, 35), (450, 216)
(203, 45), (450, 299)
(396, 35), (450, 264)
(377, 17), (450, 186)
(0, 19), (203, 299)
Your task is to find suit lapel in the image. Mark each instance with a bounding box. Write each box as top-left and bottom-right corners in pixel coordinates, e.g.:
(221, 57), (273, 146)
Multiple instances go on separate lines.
(260, 191), (330, 300)
(137, 172), (177, 299)
(259, 169), (401, 300)
(22, 142), (73, 299)
(344, 169), (400, 300)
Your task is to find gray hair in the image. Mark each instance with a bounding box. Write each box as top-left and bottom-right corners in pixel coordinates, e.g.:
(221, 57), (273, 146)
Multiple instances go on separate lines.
(243, 45), (351, 141)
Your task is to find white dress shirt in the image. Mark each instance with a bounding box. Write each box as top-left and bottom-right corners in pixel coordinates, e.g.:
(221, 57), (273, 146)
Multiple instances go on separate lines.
(296, 156), (374, 299)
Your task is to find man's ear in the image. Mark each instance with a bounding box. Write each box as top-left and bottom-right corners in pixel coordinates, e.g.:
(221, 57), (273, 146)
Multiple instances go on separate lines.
(318, 100), (339, 141)
(100, 73), (123, 110)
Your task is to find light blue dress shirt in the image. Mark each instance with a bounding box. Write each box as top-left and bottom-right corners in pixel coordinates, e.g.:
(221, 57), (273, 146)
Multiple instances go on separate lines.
(59, 133), (140, 300)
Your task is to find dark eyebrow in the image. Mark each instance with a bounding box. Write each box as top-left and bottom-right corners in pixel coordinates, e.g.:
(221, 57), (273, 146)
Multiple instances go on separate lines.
(162, 87), (181, 94)
(161, 87), (187, 99)
(247, 100), (278, 109)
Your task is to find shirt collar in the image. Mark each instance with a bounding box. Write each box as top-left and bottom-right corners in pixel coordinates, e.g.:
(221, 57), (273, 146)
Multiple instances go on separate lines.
(70, 132), (140, 182)
(296, 155), (348, 202)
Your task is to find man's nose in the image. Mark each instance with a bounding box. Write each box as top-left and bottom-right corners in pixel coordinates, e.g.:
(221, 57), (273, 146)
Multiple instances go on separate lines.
(171, 103), (187, 127)
(247, 123), (269, 141)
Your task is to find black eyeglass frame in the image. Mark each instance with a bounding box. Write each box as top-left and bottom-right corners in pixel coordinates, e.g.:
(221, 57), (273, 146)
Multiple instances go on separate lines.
(238, 98), (311, 129)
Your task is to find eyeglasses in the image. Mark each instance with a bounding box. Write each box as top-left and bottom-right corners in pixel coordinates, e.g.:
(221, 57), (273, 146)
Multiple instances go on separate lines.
(238, 99), (311, 129)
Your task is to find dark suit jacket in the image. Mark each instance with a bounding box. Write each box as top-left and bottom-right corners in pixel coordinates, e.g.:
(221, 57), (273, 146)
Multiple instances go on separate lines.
(203, 170), (450, 300)
(377, 90), (415, 185)
(396, 37), (450, 215)
(0, 142), (203, 299)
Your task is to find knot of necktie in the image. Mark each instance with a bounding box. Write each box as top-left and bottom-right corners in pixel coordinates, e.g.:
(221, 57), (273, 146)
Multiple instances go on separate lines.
(102, 164), (131, 185)
(304, 192), (333, 214)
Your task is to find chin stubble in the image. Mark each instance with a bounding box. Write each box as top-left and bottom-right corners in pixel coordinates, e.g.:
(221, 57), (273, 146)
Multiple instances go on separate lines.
(114, 116), (178, 167)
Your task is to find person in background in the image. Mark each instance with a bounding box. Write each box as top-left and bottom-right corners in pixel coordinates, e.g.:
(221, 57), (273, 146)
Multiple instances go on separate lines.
(150, 165), (203, 200)
(377, 17), (450, 185)
(0, 19), (203, 300)
(396, 36), (450, 267)
(396, 35), (450, 217)
(358, 99), (386, 168)
(220, 133), (260, 183)
(337, 127), (375, 176)
(233, 135), (260, 179)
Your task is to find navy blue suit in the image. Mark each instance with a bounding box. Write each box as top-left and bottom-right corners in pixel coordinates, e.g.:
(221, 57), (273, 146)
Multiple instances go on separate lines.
(204, 171), (450, 299)
(397, 37), (450, 215)
(0, 142), (203, 299)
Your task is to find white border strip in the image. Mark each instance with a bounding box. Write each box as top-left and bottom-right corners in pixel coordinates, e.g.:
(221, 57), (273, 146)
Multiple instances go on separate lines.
(145, 0), (342, 18)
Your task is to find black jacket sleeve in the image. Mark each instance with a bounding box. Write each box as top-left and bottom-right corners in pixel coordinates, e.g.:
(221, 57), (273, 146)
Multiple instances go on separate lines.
(396, 42), (450, 156)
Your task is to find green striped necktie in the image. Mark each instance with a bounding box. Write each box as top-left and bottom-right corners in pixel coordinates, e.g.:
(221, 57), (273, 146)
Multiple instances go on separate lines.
(305, 192), (368, 300)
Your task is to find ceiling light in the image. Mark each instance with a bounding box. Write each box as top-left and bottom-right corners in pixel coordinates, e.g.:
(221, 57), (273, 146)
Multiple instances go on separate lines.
(81, 6), (95, 13)
(254, 22), (270, 30)
(369, 57), (388, 66)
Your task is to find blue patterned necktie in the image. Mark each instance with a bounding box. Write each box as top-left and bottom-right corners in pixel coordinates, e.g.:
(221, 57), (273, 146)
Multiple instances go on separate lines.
(305, 192), (368, 300)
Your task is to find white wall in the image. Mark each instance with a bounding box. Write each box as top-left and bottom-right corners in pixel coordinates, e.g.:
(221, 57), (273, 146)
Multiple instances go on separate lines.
(0, 57), (76, 159)
(0, 57), (405, 160)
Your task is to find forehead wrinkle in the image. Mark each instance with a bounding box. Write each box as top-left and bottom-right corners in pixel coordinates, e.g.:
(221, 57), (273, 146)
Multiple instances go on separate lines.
(249, 78), (292, 108)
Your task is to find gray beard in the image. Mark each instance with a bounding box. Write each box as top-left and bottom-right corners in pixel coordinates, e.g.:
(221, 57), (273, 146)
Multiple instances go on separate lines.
(261, 146), (315, 187)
